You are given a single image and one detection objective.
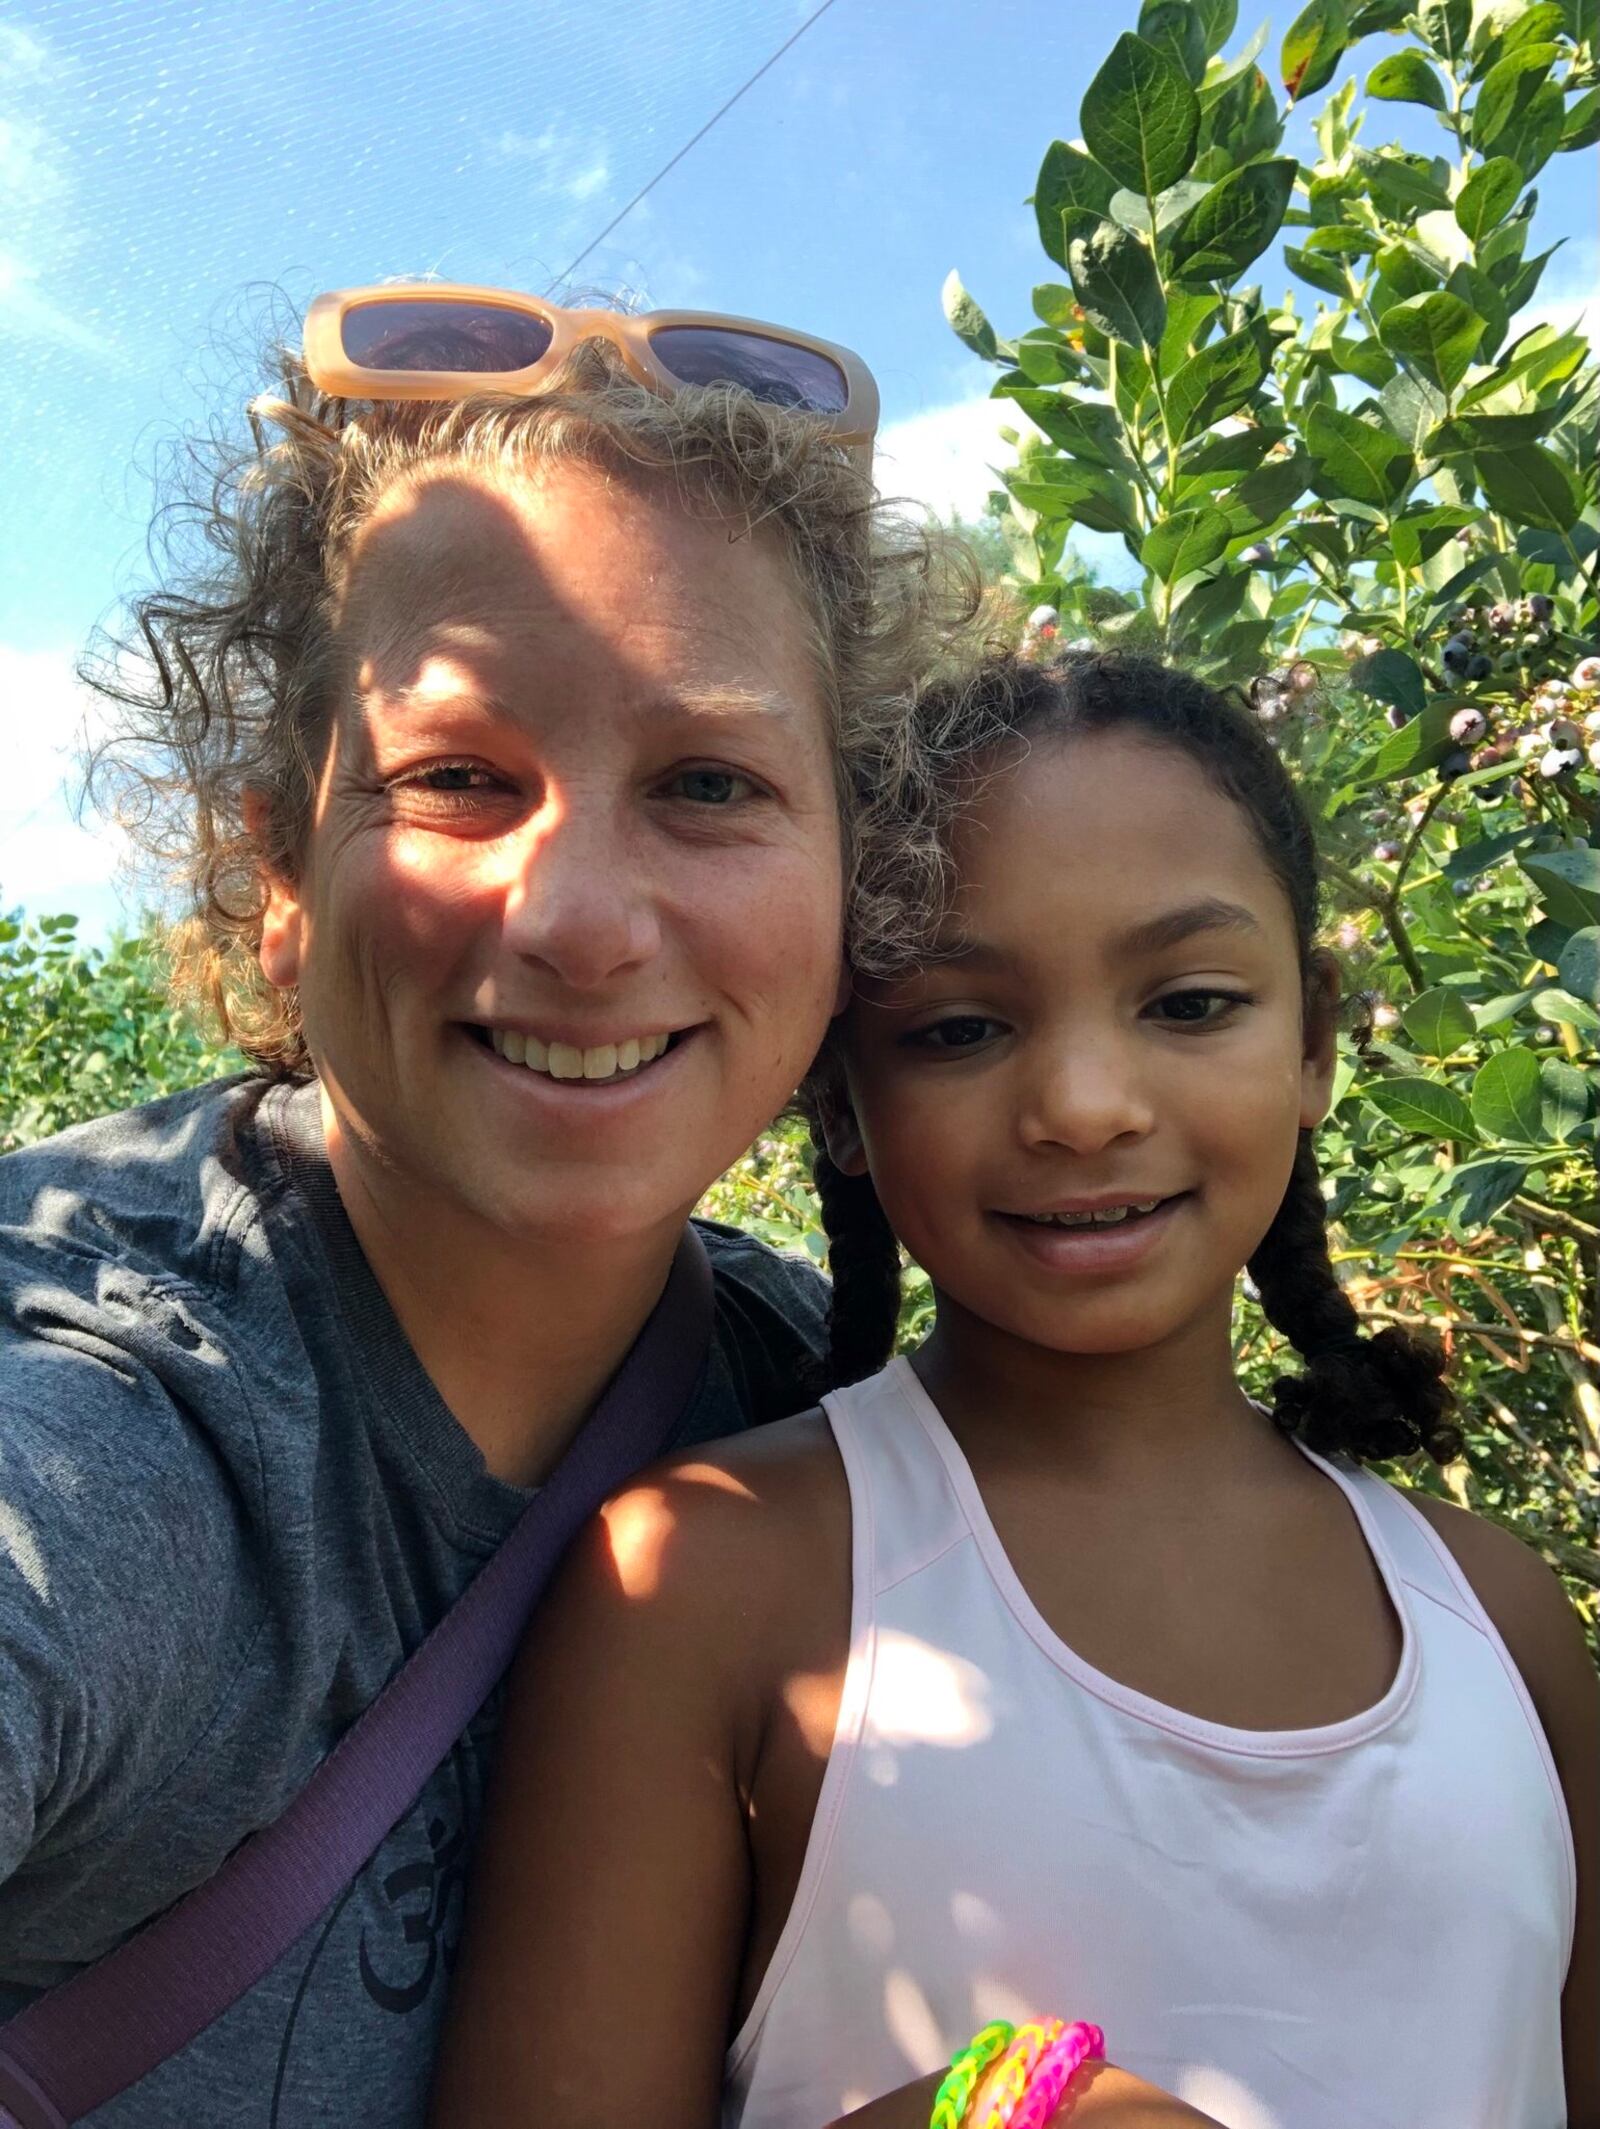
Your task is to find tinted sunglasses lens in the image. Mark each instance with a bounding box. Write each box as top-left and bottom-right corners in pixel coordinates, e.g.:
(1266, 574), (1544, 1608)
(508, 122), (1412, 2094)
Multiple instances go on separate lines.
(340, 299), (554, 373)
(648, 326), (849, 414)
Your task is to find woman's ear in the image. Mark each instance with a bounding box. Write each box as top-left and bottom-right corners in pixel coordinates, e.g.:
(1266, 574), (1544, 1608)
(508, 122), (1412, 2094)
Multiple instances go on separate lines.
(243, 789), (305, 991)
(1299, 948), (1341, 1129)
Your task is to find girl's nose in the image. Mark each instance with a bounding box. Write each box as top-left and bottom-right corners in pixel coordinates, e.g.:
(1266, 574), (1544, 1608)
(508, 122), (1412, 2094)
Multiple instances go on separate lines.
(1017, 1028), (1156, 1154)
(499, 791), (662, 989)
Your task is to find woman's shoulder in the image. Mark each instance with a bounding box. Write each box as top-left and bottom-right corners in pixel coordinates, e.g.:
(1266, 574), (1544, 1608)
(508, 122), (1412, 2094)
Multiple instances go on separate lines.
(694, 1218), (831, 1428)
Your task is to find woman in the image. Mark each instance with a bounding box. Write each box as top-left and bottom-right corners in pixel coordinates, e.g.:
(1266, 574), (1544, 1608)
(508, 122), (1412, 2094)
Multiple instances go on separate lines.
(0, 288), (973, 2123)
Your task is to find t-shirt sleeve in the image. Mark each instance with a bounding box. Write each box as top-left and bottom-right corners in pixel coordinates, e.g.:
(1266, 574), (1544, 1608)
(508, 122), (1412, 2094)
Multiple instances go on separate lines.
(0, 1291), (260, 1886)
(694, 1220), (832, 1428)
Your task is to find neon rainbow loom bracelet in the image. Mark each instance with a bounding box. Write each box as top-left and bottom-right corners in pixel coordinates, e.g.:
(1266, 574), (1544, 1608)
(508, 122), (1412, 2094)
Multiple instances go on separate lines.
(972, 2020), (1067, 2129)
(929, 2022), (1014, 2129)
(1008, 2020), (1106, 2129)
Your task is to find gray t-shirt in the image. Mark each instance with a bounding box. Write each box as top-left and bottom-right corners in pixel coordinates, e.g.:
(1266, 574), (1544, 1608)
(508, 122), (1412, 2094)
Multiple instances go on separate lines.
(0, 1074), (828, 2124)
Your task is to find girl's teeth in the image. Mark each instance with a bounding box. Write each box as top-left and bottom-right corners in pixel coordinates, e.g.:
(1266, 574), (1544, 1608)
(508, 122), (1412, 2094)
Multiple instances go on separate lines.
(488, 1029), (670, 1081)
(1025, 1200), (1162, 1228)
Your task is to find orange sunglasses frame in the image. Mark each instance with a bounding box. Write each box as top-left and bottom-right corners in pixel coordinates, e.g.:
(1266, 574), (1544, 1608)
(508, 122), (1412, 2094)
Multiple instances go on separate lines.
(303, 283), (881, 445)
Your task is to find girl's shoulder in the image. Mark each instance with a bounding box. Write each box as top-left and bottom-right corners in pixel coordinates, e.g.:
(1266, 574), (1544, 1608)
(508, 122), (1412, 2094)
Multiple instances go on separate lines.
(543, 1408), (853, 1750)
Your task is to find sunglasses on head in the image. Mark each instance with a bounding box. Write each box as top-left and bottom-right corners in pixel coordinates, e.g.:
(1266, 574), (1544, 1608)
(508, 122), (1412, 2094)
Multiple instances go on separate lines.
(303, 284), (880, 445)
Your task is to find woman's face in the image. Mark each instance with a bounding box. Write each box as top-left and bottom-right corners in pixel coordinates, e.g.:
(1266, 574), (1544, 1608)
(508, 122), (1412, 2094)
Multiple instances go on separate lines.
(259, 459), (846, 1245)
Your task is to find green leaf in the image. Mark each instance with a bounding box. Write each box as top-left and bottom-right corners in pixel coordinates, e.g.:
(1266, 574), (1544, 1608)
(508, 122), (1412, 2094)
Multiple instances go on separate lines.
(1282, 0), (1349, 99)
(1500, 1), (1568, 53)
(1224, 450), (1312, 530)
(997, 391), (1131, 469)
(1557, 927), (1600, 1006)
(1349, 647), (1426, 719)
(1521, 848), (1600, 930)
(1366, 52), (1448, 109)
(1562, 86), (1600, 152)
(1427, 406), (1567, 453)
(1454, 157), (1523, 245)
(1166, 323), (1270, 438)
(1379, 370), (1449, 452)
(1081, 33), (1202, 198)
(1033, 142), (1119, 267)
(1387, 503), (1480, 571)
(1067, 219), (1167, 350)
(1419, 0), (1470, 65)
(1353, 699), (1460, 784)
(1442, 1156), (1528, 1229)
(1192, 0), (1239, 57)
(1306, 404), (1414, 508)
(1367, 1076), (1478, 1139)
(1473, 45), (1561, 155)
(1532, 987), (1600, 1031)
(1165, 158), (1297, 284)
(1402, 986), (1477, 1056)
(1471, 1047), (1543, 1140)
(1005, 458), (1144, 539)
(1142, 505), (1233, 581)
(1139, 0), (1209, 82)
(1473, 442), (1582, 530)
(1540, 1058), (1589, 1140)
(1377, 291), (1487, 395)
(943, 270), (999, 360)
(1356, 148), (1453, 214)
(1487, 77), (1566, 179)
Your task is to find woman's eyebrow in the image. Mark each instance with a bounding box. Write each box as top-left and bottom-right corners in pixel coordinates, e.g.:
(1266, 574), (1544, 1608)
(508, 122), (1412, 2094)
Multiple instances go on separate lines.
(1112, 897), (1264, 956)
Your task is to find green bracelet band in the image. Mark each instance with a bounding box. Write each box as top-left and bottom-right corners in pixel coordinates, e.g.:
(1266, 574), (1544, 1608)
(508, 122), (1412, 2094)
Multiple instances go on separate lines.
(930, 2021), (1015, 2129)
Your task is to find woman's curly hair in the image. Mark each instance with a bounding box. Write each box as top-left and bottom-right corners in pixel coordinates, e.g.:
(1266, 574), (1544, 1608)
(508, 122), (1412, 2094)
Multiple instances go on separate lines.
(802, 648), (1460, 1471)
(83, 321), (983, 1074)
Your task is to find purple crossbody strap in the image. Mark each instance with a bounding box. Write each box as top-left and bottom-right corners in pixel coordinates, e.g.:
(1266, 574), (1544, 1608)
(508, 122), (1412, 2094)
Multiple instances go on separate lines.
(0, 1226), (715, 2129)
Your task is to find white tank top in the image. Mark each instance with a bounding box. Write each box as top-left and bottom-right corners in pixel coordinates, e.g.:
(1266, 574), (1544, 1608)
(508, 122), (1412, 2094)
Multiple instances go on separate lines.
(723, 1358), (1573, 2129)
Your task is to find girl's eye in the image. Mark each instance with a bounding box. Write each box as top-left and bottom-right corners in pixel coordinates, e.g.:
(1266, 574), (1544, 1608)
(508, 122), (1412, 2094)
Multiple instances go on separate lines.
(1151, 989), (1252, 1027)
(906, 1015), (1004, 1051)
(662, 766), (758, 805)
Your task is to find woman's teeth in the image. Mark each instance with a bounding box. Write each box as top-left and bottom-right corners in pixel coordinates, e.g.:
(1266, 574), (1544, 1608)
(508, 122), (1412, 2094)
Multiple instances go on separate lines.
(1021, 1200), (1163, 1228)
(487, 1028), (673, 1082)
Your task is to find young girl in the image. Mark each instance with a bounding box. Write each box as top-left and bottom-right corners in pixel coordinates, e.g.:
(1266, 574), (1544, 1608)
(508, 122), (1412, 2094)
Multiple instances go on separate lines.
(433, 653), (1597, 2129)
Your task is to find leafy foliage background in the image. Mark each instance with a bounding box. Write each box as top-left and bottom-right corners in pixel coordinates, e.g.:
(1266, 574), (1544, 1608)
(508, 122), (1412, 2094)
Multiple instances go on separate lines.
(4, 0), (1597, 1647)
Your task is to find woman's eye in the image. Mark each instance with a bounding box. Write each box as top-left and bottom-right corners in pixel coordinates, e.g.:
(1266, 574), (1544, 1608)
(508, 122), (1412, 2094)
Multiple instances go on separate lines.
(663, 766), (757, 806)
(397, 762), (501, 795)
(907, 1015), (1002, 1051)
(1152, 989), (1251, 1026)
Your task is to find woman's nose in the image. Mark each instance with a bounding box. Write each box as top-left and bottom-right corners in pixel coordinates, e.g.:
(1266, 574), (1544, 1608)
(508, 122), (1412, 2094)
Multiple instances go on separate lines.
(1018, 1027), (1156, 1154)
(498, 791), (662, 988)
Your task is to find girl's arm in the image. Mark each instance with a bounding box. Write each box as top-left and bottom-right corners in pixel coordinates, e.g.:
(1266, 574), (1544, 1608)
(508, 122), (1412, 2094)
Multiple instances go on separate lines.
(430, 1449), (1222, 2129)
(1413, 1497), (1600, 2127)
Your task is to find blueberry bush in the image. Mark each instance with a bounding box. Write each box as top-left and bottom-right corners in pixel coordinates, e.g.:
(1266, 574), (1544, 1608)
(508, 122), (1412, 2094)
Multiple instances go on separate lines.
(931, 0), (1599, 1631)
(0, 912), (231, 1153)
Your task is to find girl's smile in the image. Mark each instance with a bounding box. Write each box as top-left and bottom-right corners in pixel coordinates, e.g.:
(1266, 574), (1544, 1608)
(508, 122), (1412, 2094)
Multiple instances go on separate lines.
(834, 727), (1336, 1364)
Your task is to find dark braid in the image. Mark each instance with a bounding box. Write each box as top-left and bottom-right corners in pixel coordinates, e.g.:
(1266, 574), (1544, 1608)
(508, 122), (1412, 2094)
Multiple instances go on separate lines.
(1249, 1133), (1459, 1465)
(807, 1143), (903, 1393)
(846, 647), (1460, 1464)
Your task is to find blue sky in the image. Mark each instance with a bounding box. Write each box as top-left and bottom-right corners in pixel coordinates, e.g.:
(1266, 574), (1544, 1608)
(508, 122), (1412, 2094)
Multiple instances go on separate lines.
(2, 0), (1595, 933)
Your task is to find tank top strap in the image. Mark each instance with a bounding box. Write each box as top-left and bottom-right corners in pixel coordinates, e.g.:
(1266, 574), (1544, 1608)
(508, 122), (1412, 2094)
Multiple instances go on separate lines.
(821, 1357), (973, 1596)
(1322, 1456), (1485, 1625)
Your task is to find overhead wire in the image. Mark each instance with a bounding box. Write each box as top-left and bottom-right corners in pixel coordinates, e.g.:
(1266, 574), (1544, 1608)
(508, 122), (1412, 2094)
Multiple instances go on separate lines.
(555, 0), (841, 283)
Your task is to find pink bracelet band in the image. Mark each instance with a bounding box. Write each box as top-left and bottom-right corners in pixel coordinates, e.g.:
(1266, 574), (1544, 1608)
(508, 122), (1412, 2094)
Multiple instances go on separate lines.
(1008, 2021), (1105, 2129)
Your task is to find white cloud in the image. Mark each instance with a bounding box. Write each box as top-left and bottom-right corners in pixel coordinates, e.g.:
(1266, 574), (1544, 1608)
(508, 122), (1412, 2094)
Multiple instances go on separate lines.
(566, 159), (609, 203)
(1519, 237), (1600, 350)
(0, 645), (132, 925)
(872, 392), (1034, 523)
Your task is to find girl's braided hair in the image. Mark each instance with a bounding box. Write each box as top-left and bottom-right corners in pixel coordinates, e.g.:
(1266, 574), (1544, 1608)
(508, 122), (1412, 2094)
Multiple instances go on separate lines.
(804, 648), (1459, 1468)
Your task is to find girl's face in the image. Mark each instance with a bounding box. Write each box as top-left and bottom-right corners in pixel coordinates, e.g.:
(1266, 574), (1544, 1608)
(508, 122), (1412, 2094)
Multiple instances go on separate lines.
(834, 728), (1336, 1361)
(259, 459), (847, 1247)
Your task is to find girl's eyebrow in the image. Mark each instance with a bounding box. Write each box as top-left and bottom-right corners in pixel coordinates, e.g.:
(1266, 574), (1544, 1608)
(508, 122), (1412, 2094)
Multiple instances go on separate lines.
(1113, 897), (1263, 956)
(930, 896), (1263, 972)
